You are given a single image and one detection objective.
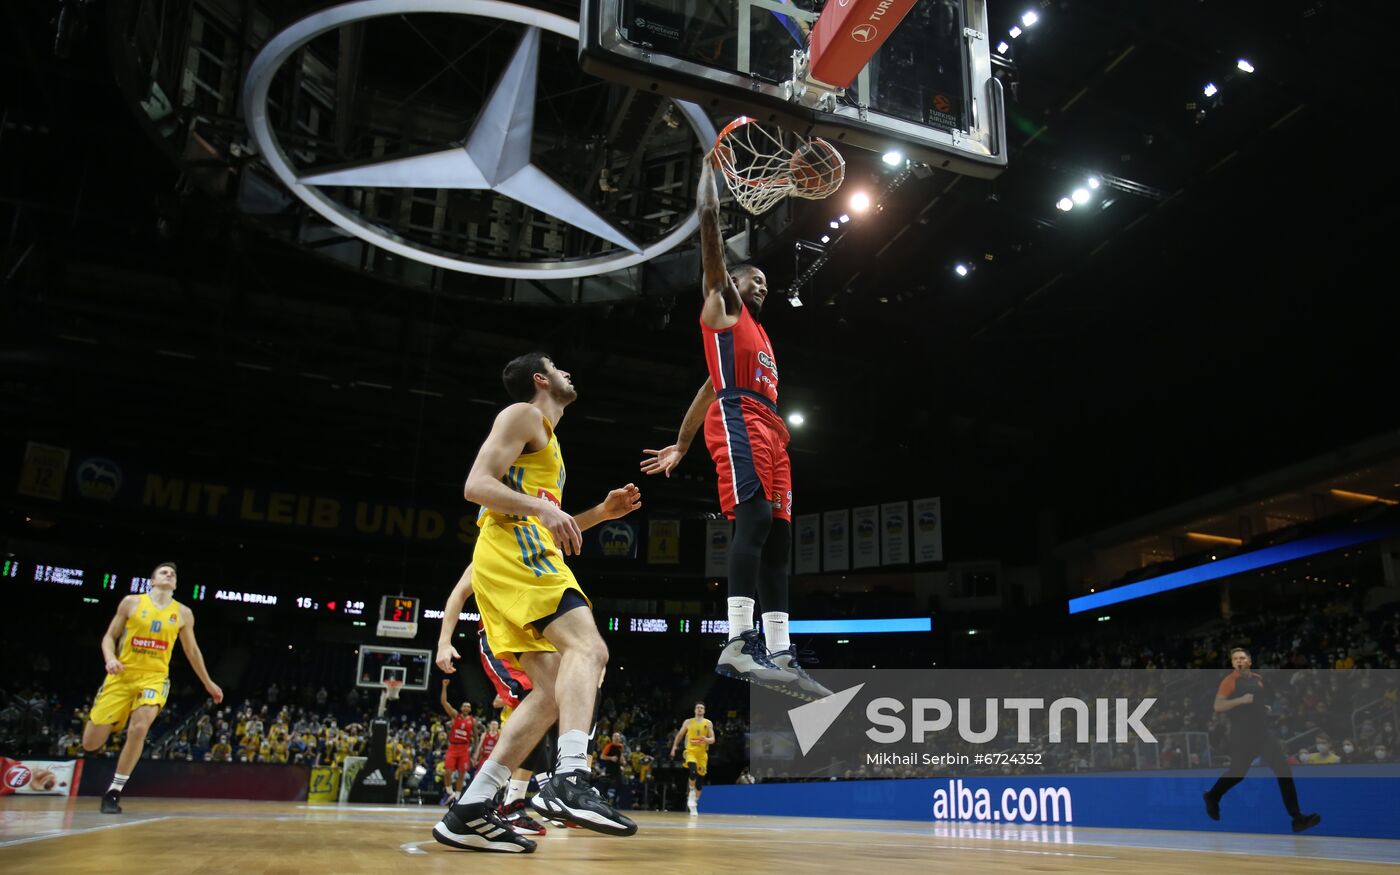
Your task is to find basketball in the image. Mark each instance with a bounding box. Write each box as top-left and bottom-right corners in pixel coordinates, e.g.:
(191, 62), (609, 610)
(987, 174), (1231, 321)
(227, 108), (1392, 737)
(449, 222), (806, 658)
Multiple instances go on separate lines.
(788, 139), (844, 192)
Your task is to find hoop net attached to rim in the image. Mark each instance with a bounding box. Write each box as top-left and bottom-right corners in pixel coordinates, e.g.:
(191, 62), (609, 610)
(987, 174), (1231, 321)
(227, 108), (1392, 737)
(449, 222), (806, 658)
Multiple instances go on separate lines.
(378, 678), (404, 716)
(712, 117), (845, 215)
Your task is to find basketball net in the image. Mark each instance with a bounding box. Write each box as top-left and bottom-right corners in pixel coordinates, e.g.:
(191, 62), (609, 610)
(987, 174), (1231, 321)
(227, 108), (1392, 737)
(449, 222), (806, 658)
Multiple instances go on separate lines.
(712, 117), (845, 216)
(378, 679), (403, 717)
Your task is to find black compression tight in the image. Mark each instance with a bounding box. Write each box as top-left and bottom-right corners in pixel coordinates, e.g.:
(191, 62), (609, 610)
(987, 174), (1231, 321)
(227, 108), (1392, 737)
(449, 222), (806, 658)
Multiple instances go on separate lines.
(728, 493), (790, 613)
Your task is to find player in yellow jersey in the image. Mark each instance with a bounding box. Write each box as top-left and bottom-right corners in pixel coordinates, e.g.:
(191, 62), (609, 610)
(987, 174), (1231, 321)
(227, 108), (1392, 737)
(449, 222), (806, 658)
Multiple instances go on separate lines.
(81, 561), (223, 813)
(670, 702), (716, 815)
(433, 353), (642, 854)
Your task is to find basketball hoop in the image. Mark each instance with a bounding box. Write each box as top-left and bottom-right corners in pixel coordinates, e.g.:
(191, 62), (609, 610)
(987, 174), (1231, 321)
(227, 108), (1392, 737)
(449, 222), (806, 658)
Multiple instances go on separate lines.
(711, 117), (845, 216)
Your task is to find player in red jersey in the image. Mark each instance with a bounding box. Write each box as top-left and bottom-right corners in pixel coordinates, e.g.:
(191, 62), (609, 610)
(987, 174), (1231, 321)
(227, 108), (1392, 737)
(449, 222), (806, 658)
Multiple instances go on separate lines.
(641, 163), (828, 700)
(438, 680), (475, 803)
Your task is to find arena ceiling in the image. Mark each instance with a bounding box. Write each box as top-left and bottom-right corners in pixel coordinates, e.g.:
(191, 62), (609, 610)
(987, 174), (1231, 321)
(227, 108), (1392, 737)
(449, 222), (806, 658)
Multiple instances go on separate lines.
(1, 0), (1391, 564)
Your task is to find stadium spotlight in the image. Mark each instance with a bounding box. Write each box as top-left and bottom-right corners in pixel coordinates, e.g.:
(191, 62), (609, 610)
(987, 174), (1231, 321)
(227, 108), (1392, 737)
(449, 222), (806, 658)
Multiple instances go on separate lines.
(1072, 187), (1090, 205)
(830, 220), (840, 229)
(1237, 59), (1255, 74)
(1021, 10), (1039, 27)
(820, 234), (831, 244)
(787, 412), (806, 426)
(1088, 176), (1101, 189)
(996, 40), (1010, 54)
(882, 150), (904, 166)
(1056, 197), (1073, 211)
(839, 213), (850, 223)
(849, 192), (871, 211)
(1009, 25), (1022, 39)
(1203, 82), (1218, 97)
(954, 263), (969, 277)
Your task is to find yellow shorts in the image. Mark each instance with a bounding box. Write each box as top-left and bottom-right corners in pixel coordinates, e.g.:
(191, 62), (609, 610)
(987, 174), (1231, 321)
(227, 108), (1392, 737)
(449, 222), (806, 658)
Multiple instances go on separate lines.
(473, 521), (590, 654)
(90, 671), (170, 730)
(683, 748), (708, 777)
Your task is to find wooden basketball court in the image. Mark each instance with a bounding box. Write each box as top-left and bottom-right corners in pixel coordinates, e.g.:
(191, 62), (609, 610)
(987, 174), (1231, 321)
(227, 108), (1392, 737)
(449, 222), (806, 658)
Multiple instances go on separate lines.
(3, 798), (1397, 873)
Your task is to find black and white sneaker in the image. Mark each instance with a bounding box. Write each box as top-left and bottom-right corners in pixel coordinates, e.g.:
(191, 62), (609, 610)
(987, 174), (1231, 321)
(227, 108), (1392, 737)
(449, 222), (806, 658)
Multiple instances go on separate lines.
(770, 646), (833, 700)
(530, 770), (638, 836)
(716, 629), (806, 698)
(433, 800), (537, 853)
(100, 790), (122, 814)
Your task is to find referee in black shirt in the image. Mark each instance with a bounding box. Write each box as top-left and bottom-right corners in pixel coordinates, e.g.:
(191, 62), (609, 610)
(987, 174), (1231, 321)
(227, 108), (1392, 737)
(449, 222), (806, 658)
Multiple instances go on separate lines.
(1203, 647), (1321, 832)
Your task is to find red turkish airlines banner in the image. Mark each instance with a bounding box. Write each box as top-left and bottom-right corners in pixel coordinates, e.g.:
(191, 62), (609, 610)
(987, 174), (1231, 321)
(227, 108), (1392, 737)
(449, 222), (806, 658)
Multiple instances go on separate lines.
(807, 0), (920, 89)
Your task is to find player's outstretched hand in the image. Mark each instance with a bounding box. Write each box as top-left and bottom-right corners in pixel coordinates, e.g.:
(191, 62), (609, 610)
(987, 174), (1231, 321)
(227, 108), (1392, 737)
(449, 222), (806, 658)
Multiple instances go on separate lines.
(206, 682), (224, 704)
(105, 658), (125, 675)
(437, 647), (460, 673)
(641, 445), (682, 477)
(603, 483), (642, 519)
(538, 502), (583, 555)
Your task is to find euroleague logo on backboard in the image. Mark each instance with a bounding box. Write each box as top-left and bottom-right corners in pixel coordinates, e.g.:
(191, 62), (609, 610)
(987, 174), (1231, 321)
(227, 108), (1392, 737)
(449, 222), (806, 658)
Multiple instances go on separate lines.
(851, 23), (878, 42)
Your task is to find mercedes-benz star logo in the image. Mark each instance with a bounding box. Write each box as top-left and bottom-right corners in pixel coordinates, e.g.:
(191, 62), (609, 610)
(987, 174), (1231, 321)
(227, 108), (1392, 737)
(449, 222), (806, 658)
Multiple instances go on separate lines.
(242, 1), (716, 279)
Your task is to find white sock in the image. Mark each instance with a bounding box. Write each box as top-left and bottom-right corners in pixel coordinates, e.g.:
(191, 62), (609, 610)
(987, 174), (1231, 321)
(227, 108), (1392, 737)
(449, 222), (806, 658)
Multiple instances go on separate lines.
(108, 773), (129, 794)
(505, 777), (529, 804)
(557, 729), (589, 774)
(762, 612), (790, 652)
(727, 597), (755, 638)
(460, 760), (511, 805)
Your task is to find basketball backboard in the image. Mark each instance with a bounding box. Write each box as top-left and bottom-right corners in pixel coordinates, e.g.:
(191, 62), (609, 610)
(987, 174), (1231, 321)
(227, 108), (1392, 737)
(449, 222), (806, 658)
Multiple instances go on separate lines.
(355, 645), (432, 691)
(580, 0), (1006, 175)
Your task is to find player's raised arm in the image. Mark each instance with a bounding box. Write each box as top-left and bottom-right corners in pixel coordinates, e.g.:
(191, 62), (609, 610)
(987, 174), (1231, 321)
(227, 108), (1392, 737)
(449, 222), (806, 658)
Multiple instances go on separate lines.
(440, 680), (459, 718)
(697, 163), (741, 328)
(177, 606), (223, 703)
(436, 565), (475, 673)
(100, 596), (138, 674)
(642, 379), (715, 477)
(465, 402), (582, 554)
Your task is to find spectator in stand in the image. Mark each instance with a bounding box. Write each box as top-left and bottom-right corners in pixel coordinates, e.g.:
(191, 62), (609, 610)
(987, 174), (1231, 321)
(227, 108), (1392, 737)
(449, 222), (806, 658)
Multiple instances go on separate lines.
(170, 734), (192, 761)
(211, 734), (232, 762)
(1373, 744), (1392, 764)
(1298, 736), (1340, 765)
(735, 767), (755, 784)
(194, 715), (213, 759)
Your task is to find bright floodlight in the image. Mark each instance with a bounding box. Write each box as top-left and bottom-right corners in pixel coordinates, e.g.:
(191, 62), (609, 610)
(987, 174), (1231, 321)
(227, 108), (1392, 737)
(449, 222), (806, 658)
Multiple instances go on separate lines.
(839, 214), (850, 223)
(1088, 177), (1101, 189)
(954, 264), (969, 277)
(829, 220), (840, 229)
(996, 40), (1010, 54)
(1237, 59), (1255, 74)
(882, 150), (904, 166)
(1203, 82), (1218, 97)
(1056, 197), (1073, 212)
(787, 412), (806, 426)
(1009, 25), (1022, 38)
(789, 296), (803, 308)
(850, 192), (871, 212)
(1072, 187), (1090, 204)
(1021, 10), (1039, 27)
(820, 235), (830, 243)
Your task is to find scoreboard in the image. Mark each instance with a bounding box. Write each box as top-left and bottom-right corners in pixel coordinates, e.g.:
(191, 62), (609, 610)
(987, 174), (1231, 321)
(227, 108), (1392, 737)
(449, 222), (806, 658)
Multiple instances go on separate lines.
(377, 595), (420, 639)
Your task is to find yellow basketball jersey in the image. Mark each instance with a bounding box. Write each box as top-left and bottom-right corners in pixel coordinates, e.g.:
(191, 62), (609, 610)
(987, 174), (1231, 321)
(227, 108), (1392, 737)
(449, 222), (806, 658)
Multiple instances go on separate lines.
(118, 593), (183, 674)
(477, 411), (567, 553)
(686, 718), (713, 750)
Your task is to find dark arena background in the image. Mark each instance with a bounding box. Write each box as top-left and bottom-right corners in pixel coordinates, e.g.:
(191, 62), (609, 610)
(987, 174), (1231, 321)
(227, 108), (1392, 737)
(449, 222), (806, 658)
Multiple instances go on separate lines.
(2, 0), (1398, 871)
